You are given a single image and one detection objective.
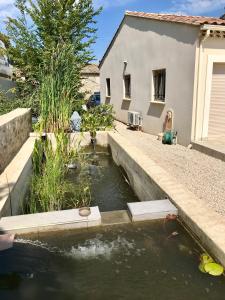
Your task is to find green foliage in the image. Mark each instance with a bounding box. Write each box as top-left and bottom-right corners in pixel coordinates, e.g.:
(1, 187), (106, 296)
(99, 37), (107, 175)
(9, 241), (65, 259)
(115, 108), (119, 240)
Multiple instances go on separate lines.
(27, 133), (91, 213)
(5, 0), (101, 112)
(199, 253), (224, 276)
(81, 104), (115, 137)
(0, 32), (10, 49)
(36, 43), (81, 132)
(0, 88), (38, 116)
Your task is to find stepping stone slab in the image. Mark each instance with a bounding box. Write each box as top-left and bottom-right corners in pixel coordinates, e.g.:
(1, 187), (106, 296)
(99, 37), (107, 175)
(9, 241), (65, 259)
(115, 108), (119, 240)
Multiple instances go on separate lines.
(0, 207), (101, 234)
(128, 199), (178, 222)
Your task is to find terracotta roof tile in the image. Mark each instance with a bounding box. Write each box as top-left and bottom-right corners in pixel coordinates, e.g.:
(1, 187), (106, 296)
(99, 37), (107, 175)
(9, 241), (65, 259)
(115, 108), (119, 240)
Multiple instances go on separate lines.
(125, 11), (225, 26)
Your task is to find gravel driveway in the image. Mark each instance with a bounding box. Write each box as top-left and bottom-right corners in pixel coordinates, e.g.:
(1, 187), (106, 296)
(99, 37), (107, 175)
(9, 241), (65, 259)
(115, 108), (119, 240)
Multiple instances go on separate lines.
(115, 122), (225, 216)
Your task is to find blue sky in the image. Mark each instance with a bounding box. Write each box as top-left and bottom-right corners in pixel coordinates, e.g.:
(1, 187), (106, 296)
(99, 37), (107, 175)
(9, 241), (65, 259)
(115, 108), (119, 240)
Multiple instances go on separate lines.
(0, 0), (225, 61)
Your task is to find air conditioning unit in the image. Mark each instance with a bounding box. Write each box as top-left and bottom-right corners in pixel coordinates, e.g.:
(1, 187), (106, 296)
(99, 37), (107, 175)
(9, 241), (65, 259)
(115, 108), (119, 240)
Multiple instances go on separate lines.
(128, 111), (142, 127)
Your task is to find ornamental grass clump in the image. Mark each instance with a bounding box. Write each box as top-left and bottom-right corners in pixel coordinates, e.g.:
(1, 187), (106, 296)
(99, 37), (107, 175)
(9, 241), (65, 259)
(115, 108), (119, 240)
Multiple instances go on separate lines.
(28, 138), (69, 213)
(26, 44), (92, 213)
(38, 43), (79, 133)
(27, 134), (92, 214)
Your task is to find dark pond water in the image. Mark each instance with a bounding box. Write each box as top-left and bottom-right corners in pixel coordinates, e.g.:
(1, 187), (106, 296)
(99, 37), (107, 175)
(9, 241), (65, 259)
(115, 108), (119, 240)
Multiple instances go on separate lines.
(67, 149), (139, 212)
(1, 221), (225, 300)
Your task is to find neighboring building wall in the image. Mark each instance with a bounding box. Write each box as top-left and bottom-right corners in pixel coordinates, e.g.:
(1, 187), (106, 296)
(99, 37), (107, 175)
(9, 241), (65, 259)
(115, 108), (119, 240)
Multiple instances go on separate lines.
(0, 40), (15, 93)
(0, 108), (32, 174)
(100, 16), (199, 146)
(81, 73), (100, 99)
(193, 37), (225, 141)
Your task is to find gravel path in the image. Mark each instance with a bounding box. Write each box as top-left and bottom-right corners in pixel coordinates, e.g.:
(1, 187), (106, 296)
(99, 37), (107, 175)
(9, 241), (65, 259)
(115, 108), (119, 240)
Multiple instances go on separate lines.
(115, 122), (225, 216)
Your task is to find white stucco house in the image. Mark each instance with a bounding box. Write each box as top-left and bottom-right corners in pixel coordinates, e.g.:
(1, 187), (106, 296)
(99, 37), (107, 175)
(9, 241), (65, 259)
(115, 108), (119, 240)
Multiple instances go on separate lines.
(81, 64), (100, 99)
(100, 11), (225, 146)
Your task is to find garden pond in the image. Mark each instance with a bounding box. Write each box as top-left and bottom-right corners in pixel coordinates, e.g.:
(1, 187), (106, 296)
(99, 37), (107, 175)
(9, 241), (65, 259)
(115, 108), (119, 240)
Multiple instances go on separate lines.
(1, 220), (225, 300)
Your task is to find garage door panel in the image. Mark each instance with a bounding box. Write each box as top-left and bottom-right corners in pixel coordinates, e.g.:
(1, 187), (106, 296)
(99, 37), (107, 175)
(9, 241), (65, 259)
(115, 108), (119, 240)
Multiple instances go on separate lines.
(208, 63), (225, 137)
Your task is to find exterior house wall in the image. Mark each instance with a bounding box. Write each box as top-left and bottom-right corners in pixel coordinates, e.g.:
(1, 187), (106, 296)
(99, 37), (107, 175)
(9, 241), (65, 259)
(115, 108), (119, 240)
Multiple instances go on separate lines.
(81, 74), (100, 99)
(193, 37), (225, 141)
(100, 16), (199, 146)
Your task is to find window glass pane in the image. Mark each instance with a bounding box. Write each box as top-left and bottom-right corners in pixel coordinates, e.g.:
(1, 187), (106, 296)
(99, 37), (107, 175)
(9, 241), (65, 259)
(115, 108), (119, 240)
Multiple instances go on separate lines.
(153, 69), (166, 101)
(124, 75), (131, 98)
(106, 78), (111, 96)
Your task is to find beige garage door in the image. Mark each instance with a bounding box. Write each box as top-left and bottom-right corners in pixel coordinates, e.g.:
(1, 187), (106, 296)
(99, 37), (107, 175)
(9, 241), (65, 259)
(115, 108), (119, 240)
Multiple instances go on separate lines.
(208, 63), (225, 137)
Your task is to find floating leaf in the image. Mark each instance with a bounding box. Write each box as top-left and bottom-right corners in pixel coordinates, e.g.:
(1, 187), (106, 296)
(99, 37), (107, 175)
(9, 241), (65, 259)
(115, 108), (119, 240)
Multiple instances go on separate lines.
(200, 254), (213, 265)
(204, 263), (224, 276)
(199, 263), (207, 273)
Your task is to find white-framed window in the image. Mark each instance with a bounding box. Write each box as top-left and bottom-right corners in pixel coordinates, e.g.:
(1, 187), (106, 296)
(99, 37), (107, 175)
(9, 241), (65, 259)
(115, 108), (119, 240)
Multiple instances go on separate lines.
(124, 74), (131, 99)
(152, 69), (166, 102)
(106, 78), (111, 97)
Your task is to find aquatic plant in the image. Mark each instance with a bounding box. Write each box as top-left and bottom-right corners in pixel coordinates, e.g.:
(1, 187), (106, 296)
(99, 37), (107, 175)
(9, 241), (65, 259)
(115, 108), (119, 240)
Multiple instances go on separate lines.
(81, 104), (115, 139)
(199, 253), (224, 276)
(27, 133), (92, 213)
(28, 128), (94, 214)
(37, 43), (79, 133)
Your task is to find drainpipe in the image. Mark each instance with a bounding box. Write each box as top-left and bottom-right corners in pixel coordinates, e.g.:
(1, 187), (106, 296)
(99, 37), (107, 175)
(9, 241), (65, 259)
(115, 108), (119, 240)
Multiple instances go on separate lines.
(194, 29), (210, 141)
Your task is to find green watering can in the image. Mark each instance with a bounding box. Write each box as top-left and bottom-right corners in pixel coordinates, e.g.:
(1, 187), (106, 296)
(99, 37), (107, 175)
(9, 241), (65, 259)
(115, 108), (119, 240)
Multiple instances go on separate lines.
(162, 131), (177, 145)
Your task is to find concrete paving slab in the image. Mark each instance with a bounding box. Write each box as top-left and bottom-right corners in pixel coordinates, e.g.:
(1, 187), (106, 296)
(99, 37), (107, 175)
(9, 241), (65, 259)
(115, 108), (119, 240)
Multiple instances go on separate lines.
(0, 206), (101, 234)
(128, 200), (178, 221)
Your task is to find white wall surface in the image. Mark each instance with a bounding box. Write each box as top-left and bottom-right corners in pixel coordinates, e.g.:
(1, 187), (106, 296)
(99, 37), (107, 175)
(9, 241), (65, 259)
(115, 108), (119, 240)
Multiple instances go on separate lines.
(100, 16), (199, 145)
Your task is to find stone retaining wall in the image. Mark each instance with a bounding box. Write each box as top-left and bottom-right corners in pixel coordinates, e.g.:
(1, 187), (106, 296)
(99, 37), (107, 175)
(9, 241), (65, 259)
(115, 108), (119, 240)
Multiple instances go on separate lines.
(0, 108), (32, 173)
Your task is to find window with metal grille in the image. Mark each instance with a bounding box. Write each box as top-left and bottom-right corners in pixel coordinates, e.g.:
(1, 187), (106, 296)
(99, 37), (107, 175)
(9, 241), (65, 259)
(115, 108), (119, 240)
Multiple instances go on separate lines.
(124, 74), (131, 99)
(153, 69), (166, 101)
(106, 78), (111, 97)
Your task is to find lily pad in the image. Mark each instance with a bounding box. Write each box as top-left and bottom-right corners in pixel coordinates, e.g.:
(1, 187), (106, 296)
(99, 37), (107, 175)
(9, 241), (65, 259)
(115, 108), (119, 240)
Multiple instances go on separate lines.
(199, 263), (207, 273)
(204, 263), (224, 276)
(200, 254), (213, 265)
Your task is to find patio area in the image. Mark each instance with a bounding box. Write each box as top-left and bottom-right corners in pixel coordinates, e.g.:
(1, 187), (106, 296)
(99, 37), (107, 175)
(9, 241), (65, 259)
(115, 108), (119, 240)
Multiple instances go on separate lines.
(115, 121), (225, 217)
(192, 138), (225, 162)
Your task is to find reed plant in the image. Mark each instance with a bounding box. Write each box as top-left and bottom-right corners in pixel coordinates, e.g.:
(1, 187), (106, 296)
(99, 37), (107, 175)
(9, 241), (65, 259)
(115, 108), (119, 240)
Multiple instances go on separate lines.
(26, 43), (92, 214)
(38, 43), (80, 133)
(27, 135), (92, 213)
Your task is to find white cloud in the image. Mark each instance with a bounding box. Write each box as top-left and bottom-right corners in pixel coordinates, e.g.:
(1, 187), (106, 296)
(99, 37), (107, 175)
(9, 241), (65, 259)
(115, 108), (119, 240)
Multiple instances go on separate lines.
(93, 0), (135, 9)
(169, 0), (225, 15)
(0, 0), (16, 23)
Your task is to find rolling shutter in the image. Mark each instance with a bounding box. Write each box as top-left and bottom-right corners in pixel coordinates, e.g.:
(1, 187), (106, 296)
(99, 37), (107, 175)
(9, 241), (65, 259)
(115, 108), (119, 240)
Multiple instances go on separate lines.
(208, 63), (225, 137)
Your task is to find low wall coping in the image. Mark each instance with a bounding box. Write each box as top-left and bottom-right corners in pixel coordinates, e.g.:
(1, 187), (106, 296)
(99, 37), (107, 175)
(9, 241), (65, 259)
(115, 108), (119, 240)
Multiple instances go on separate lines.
(0, 137), (36, 216)
(0, 108), (31, 127)
(128, 199), (178, 222)
(0, 206), (101, 234)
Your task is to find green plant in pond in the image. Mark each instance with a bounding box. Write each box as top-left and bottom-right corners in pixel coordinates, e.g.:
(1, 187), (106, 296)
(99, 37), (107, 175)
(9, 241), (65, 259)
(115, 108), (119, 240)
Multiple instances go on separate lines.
(81, 104), (115, 139)
(36, 43), (80, 133)
(28, 136), (67, 213)
(26, 132), (92, 214)
(199, 253), (224, 276)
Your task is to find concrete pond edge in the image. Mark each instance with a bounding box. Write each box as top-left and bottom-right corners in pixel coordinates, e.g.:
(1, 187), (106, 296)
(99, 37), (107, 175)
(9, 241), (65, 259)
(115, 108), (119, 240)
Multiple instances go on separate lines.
(1, 130), (225, 267)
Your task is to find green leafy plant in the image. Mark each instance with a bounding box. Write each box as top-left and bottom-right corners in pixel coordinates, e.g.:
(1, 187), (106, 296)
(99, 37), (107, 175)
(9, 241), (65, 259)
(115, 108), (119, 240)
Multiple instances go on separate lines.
(81, 104), (115, 139)
(26, 133), (92, 213)
(36, 43), (80, 133)
(5, 0), (101, 113)
(199, 253), (224, 276)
